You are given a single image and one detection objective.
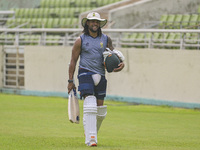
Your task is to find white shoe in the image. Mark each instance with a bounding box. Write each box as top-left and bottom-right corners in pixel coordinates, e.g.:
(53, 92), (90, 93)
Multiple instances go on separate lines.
(87, 141), (97, 147)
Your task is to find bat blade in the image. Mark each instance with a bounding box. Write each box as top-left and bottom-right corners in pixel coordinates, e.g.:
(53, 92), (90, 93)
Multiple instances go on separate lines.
(68, 89), (80, 124)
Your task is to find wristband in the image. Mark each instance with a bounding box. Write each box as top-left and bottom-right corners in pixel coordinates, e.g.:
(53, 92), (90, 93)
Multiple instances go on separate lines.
(68, 79), (74, 83)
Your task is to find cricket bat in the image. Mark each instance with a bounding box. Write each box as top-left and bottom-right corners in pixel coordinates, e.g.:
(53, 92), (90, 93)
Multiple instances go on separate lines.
(68, 88), (80, 124)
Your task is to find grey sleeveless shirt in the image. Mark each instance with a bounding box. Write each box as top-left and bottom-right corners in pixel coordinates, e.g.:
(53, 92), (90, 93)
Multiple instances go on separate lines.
(79, 33), (108, 76)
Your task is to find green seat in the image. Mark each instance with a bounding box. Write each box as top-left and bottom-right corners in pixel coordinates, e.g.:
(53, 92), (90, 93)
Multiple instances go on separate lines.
(181, 14), (190, 28)
(160, 33), (169, 42)
(65, 18), (72, 27)
(198, 6), (200, 13)
(60, 0), (70, 7)
(20, 18), (31, 28)
(166, 14), (175, 29)
(71, 18), (78, 28)
(46, 35), (54, 45)
(59, 8), (68, 18)
(197, 15), (200, 28)
(40, 0), (46, 8)
(185, 33), (198, 44)
(48, 8), (55, 18)
(68, 8), (76, 18)
(152, 33), (161, 43)
(102, 0), (110, 6)
(42, 8), (49, 18)
(53, 8), (60, 18)
(37, 9), (44, 18)
(135, 33), (144, 42)
(28, 9), (34, 18)
(52, 35), (61, 45)
(173, 14), (183, 29)
(188, 14), (198, 28)
(30, 35), (40, 45)
(75, 0), (82, 7)
(44, 0), (51, 8)
(174, 33), (182, 44)
(144, 33), (152, 40)
(52, 18), (60, 28)
(46, 18), (53, 28)
(15, 18), (22, 26)
(54, 0), (60, 7)
(30, 18), (38, 28)
(185, 33), (198, 49)
(14, 9), (20, 18)
(41, 18), (48, 28)
(32, 9), (40, 18)
(6, 19), (15, 28)
(130, 33), (138, 40)
(159, 14), (168, 28)
(17, 9), (24, 18)
(84, 0), (91, 7)
(36, 18), (43, 28)
(23, 9), (29, 18)
(74, 7), (81, 18)
(59, 18), (67, 28)
(166, 33), (176, 44)
(91, 0), (98, 7)
(121, 33), (131, 47)
(49, 0), (55, 8)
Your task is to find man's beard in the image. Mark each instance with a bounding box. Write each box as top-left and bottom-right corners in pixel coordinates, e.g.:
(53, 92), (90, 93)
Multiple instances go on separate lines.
(89, 26), (99, 33)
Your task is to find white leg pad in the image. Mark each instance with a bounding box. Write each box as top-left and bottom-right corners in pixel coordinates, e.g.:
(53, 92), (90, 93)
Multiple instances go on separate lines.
(97, 105), (107, 133)
(83, 96), (97, 144)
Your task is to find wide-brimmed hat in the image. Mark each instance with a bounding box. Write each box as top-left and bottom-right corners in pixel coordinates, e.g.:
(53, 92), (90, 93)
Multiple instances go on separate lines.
(81, 12), (107, 28)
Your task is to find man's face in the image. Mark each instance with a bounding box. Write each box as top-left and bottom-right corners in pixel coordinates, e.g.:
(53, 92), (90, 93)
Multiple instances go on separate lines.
(87, 20), (100, 33)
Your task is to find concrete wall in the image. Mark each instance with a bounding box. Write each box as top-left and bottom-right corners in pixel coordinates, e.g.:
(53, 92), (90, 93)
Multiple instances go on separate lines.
(110, 0), (200, 28)
(0, 46), (3, 88)
(24, 46), (200, 104)
(107, 49), (200, 104)
(24, 46), (72, 93)
(0, 0), (40, 10)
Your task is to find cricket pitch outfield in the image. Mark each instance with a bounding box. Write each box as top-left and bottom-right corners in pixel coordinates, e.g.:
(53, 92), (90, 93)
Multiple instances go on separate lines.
(0, 93), (200, 150)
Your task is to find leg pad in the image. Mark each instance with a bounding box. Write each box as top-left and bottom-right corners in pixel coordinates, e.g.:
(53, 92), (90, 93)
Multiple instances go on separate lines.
(83, 96), (97, 144)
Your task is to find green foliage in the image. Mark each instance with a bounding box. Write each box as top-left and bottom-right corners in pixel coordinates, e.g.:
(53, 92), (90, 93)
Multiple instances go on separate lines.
(0, 93), (200, 150)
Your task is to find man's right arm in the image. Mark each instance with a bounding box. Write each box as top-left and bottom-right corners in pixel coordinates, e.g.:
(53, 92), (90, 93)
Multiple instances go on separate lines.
(68, 37), (81, 94)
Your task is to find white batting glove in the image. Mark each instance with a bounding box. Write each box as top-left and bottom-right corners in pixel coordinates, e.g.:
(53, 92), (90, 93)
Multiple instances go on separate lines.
(105, 48), (125, 62)
(113, 49), (125, 61)
(103, 48), (112, 61)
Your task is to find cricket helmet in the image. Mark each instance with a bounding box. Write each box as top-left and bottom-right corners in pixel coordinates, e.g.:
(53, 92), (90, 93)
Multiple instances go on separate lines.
(104, 53), (120, 73)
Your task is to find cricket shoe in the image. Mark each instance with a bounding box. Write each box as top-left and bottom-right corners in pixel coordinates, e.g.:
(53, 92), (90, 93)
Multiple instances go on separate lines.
(87, 141), (97, 147)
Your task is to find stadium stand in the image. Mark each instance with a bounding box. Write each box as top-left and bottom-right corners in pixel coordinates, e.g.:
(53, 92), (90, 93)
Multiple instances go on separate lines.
(121, 10), (200, 49)
(0, 0), (123, 46)
(0, 0), (200, 50)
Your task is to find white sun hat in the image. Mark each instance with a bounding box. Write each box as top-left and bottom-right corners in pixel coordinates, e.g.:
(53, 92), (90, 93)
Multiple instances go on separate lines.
(81, 12), (107, 28)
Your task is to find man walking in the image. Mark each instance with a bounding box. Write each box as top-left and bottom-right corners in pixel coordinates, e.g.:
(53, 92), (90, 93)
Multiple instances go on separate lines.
(68, 12), (125, 147)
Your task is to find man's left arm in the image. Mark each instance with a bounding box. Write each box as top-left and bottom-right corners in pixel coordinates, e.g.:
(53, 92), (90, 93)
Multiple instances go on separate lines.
(106, 36), (125, 72)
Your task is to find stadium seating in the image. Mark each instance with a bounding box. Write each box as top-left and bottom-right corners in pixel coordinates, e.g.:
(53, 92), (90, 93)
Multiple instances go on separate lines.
(1, 0), (123, 46)
(121, 7), (200, 50)
(5, 0), (122, 29)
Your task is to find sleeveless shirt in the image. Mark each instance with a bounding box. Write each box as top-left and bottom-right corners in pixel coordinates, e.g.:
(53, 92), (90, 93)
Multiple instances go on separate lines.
(79, 33), (108, 76)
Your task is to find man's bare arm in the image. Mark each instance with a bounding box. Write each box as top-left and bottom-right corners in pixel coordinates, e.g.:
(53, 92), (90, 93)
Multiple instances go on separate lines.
(68, 37), (81, 93)
(107, 36), (114, 50)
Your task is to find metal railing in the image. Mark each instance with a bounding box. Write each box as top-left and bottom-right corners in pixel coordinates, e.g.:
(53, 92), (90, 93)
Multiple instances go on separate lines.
(0, 28), (200, 49)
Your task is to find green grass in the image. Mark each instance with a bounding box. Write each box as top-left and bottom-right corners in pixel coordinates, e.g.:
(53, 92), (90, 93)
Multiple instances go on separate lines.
(0, 93), (200, 150)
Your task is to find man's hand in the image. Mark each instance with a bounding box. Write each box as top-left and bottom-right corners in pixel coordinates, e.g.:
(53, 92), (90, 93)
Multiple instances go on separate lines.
(113, 62), (125, 72)
(68, 82), (76, 94)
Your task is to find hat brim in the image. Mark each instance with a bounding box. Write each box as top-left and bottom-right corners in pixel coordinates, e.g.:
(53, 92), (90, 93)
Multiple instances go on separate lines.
(81, 17), (107, 28)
